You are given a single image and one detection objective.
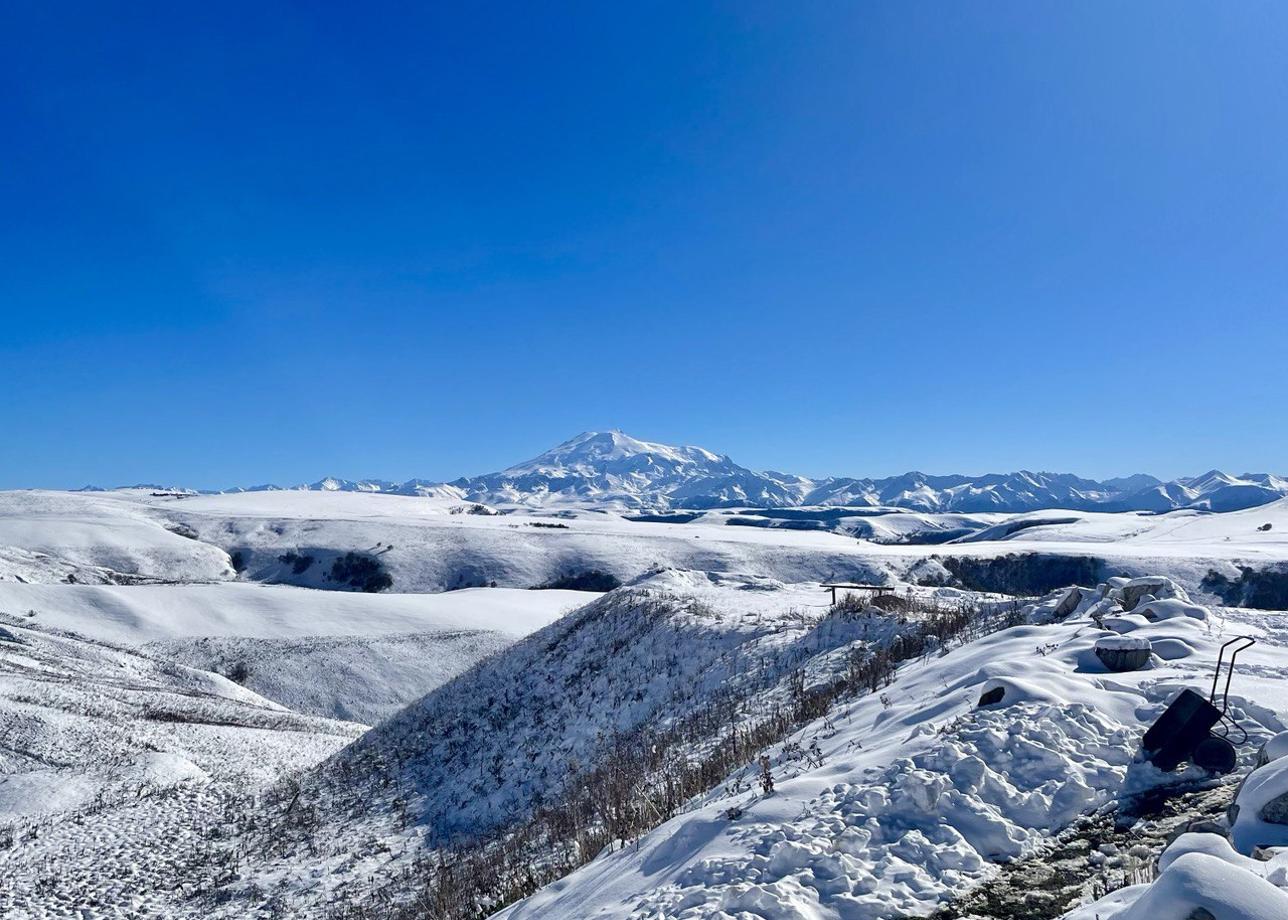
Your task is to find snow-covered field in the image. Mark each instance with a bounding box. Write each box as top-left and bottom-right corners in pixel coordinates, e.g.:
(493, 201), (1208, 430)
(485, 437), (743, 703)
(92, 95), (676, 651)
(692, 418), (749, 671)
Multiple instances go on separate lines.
(0, 582), (591, 722)
(0, 580), (589, 644)
(2, 483), (1288, 919)
(6, 489), (1288, 605)
(0, 490), (235, 585)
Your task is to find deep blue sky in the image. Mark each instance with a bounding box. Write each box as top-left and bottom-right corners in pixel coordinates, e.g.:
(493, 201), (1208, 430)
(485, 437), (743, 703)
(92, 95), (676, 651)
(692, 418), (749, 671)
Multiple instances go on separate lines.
(3, 3), (1286, 488)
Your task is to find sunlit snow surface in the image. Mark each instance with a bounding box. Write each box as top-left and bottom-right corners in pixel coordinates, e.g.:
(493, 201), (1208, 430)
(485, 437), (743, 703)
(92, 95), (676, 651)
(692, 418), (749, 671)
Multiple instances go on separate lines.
(6, 490), (1288, 599)
(492, 586), (1288, 920)
(1, 489), (1288, 918)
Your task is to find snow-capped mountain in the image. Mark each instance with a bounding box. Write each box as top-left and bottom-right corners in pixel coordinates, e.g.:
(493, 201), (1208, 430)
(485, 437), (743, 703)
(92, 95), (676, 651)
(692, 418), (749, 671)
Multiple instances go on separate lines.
(79, 431), (1288, 514)
(226, 477), (465, 501)
(451, 430), (812, 510)
(444, 432), (1288, 513)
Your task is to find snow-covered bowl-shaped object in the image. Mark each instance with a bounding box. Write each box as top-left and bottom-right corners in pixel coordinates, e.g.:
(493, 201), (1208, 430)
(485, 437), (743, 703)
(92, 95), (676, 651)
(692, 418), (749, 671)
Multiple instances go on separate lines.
(1094, 635), (1153, 672)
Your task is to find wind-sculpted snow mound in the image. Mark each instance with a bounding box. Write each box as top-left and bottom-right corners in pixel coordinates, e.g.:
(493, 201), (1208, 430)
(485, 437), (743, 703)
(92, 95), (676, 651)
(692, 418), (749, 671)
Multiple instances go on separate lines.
(1067, 833), (1288, 920)
(628, 702), (1136, 920)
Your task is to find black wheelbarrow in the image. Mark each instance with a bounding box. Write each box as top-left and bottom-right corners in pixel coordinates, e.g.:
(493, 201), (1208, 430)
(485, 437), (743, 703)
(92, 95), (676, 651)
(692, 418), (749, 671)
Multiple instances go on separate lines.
(1142, 636), (1255, 775)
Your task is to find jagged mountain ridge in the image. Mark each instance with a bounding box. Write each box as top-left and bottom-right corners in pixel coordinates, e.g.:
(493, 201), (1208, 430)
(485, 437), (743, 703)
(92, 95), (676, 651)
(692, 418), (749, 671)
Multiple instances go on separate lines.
(80, 430), (1288, 513)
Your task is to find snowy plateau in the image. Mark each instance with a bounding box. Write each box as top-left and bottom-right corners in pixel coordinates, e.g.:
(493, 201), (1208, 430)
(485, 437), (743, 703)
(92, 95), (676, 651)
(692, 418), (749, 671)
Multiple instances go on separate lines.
(2, 432), (1288, 920)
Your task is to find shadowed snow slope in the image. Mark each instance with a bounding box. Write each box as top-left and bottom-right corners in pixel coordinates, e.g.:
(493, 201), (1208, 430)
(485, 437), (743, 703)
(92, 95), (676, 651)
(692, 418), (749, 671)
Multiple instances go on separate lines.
(324, 573), (838, 834)
(153, 631), (515, 723)
(209, 571), (920, 915)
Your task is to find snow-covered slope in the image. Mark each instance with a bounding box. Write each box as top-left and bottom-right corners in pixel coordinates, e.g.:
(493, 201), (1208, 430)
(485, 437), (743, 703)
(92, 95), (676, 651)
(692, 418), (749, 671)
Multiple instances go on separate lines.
(0, 613), (361, 918)
(0, 582), (589, 644)
(328, 571), (852, 837)
(0, 582), (592, 721)
(207, 571), (925, 915)
(495, 583), (1288, 920)
(0, 490), (234, 584)
(154, 631), (515, 723)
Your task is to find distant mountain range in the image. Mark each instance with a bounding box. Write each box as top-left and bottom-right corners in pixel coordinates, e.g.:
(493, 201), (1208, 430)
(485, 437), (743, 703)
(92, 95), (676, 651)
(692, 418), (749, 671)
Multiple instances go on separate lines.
(78, 430), (1288, 514)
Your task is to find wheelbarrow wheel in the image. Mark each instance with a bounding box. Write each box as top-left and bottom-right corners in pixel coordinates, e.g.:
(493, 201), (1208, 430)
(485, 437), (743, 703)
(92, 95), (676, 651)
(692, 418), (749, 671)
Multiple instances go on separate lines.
(1193, 735), (1237, 774)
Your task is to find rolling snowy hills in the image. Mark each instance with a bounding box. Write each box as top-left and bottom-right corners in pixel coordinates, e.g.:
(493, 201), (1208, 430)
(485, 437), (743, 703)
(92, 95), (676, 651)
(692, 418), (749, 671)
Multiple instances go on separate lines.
(0, 582), (592, 722)
(1, 474), (1287, 919)
(3, 445), (1288, 920)
(7, 487), (1288, 610)
(172, 571), (1288, 920)
(0, 612), (363, 917)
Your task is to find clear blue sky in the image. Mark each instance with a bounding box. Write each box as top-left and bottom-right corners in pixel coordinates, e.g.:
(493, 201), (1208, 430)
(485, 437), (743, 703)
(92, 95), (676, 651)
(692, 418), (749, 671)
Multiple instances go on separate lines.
(3, 2), (1286, 488)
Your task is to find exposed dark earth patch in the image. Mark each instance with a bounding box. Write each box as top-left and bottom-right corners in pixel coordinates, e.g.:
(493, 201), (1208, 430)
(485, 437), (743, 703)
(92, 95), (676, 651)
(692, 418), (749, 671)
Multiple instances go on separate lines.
(932, 783), (1235, 920)
(934, 553), (1109, 596)
(533, 570), (623, 592)
(1202, 564), (1288, 610)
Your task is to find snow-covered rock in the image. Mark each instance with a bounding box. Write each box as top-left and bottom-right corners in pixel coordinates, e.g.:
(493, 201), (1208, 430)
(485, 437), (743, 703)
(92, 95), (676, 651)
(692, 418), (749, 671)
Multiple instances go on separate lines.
(1137, 598), (1211, 622)
(1094, 635), (1154, 671)
(1115, 852), (1288, 920)
(1230, 755), (1288, 854)
(1115, 575), (1192, 611)
(1259, 731), (1288, 766)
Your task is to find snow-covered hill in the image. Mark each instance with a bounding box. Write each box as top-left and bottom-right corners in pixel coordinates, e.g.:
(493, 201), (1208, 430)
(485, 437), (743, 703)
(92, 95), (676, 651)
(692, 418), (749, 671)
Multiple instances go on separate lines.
(205, 571), (924, 915)
(0, 582), (592, 722)
(0, 613), (362, 917)
(10, 488), (1288, 609)
(0, 490), (234, 584)
(491, 579), (1288, 920)
(187, 572), (1288, 920)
